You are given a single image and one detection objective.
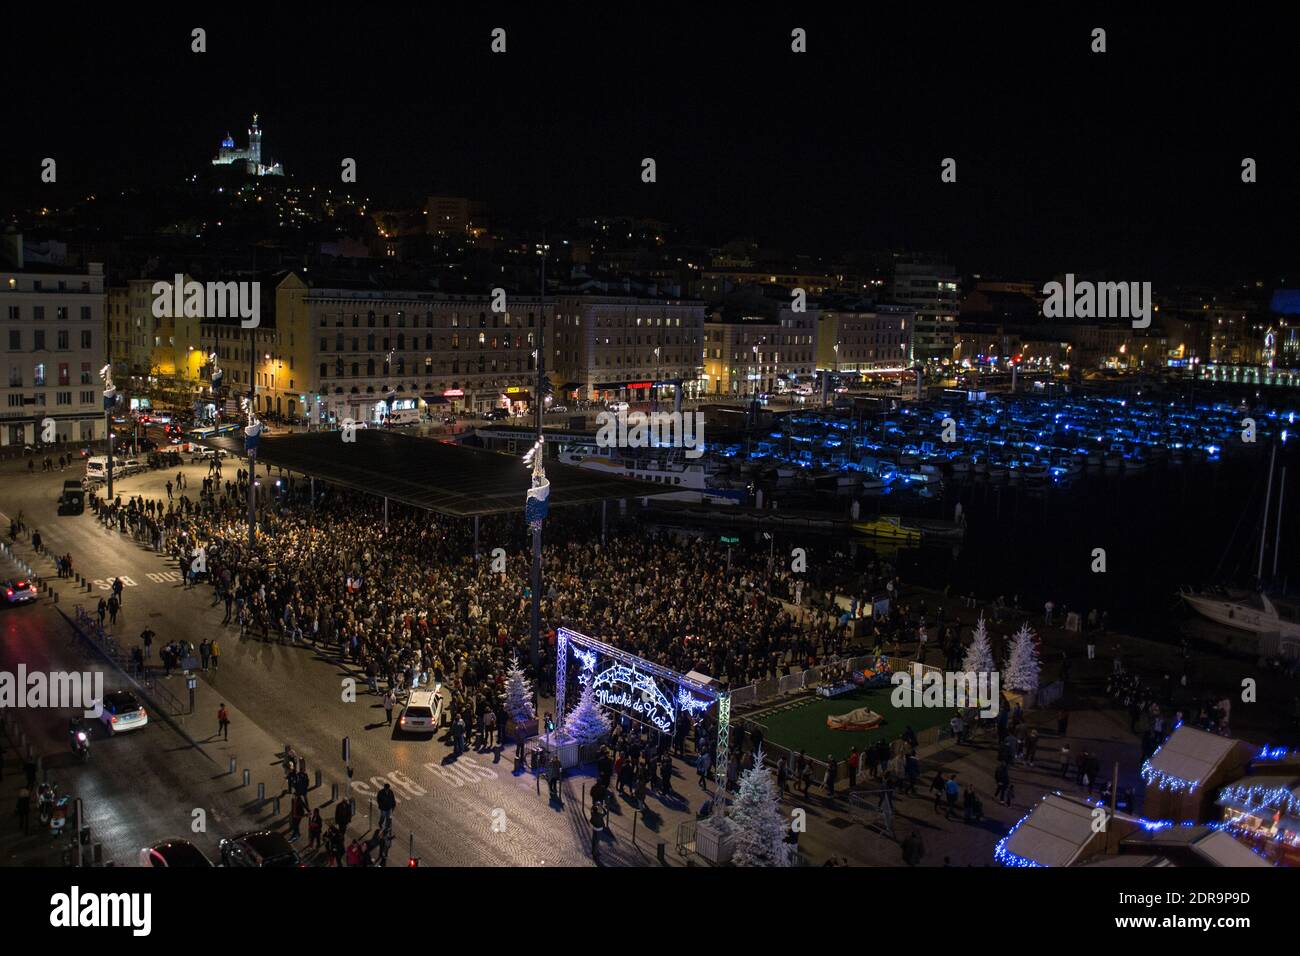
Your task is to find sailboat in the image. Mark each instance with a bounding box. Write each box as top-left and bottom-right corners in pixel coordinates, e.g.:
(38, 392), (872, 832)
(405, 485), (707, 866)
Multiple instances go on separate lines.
(1181, 440), (1299, 642)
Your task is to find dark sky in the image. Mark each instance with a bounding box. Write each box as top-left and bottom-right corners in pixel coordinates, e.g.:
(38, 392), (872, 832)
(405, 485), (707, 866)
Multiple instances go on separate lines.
(5, 7), (1298, 283)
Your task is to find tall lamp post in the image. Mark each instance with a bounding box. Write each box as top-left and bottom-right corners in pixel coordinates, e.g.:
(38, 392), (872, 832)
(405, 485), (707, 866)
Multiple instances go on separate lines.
(245, 329), (260, 549)
(524, 241), (549, 705)
(99, 365), (117, 501)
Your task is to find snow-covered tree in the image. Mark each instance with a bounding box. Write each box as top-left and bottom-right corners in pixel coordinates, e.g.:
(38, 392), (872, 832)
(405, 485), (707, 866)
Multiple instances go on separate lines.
(962, 614), (997, 676)
(1003, 622), (1042, 693)
(730, 748), (795, 867)
(562, 681), (611, 744)
(504, 655), (536, 723)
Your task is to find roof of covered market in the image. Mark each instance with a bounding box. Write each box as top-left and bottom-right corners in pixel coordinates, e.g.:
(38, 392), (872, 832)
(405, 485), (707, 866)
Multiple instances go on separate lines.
(206, 428), (670, 517)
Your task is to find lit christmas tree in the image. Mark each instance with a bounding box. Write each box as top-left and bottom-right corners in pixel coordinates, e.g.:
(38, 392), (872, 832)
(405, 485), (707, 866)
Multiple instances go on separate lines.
(1003, 622), (1042, 693)
(730, 748), (794, 867)
(504, 655), (536, 723)
(562, 680), (611, 744)
(962, 614), (997, 675)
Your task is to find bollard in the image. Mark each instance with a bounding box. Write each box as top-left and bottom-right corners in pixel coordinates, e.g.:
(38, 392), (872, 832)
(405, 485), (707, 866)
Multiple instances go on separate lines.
(273, 796), (281, 815)
(314, 769), (322, 788)
(229, 757), (236, 774)
(657, 842), (666, 864)
(331, 782), (339, 802)
(633, 809), (639, 846)
(242, 769), (250, 786)
(257, 782), (265, 802)
(94, 843), (104, 865)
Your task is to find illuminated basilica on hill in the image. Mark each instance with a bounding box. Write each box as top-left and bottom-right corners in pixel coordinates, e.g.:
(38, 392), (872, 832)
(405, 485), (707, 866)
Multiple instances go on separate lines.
(211, 114), (285, 177)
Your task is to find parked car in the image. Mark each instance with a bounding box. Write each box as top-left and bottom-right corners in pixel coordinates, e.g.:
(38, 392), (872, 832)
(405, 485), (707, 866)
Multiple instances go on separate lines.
(138, 839), (214, 868)
(219, 829), (302, 867)
(484, 408), (510, 422)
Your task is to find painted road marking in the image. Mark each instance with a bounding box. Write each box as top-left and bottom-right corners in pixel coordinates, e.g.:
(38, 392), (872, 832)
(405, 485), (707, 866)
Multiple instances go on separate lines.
(89, 575), (139, 591)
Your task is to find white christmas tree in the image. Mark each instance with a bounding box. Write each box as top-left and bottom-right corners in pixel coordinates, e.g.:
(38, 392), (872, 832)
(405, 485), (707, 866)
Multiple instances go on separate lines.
(504, 655), (536, 723)
(1003, 622), (1042, 693)
(730, 748), (794, 867)
(562, 681), (611, 744)
(962, 614), (997, 675)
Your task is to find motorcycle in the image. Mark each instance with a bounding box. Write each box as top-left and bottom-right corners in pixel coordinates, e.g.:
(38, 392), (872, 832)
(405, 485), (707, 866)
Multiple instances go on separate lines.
(70, 726), (90, 762)
(37, 782), (69, 831)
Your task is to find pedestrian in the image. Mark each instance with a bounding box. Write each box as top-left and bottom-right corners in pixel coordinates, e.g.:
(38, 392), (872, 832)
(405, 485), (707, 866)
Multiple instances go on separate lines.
(483, 709), (497, 749)
(288, 794), (306, 842)
(547, 752), (562, 798)
(824, 754), (837, 797)
(847, 746), (859, 789)
(16, 786), (30, 834)
(217, 703), (230, 740)
(106, 594), (119, 626)
(308, 808), (323, 850)
(944, 774), (960, 819)
(209, 638), (220, 670)
(696, 749), (711, 789)
(376, 782), (396, 830)
(199, 639), (210, 671)
(334, 798), (353, 840)
(383, 691), (395, 726)
(901, 829), (925, 866)
(140, 627), (154, 659)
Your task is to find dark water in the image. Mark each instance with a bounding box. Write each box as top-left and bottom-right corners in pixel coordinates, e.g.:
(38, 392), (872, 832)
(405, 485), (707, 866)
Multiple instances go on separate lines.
(893, 456), (1297, 640)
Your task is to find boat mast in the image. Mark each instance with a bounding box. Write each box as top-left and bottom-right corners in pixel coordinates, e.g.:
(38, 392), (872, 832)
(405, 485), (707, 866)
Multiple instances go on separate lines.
(1273, 463), (1287, 581)
(1258, 442), (1277, 583)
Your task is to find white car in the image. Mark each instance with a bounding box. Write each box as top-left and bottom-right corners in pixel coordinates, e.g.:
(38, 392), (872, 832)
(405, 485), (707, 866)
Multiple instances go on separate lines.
(398, 686), (444, 734)
(608, 401), (629, 414)
(3, 579), (38, 605)
(98, 690), (148, 735)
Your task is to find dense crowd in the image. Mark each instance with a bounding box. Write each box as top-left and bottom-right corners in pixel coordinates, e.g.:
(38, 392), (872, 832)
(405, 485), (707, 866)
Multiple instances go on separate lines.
(85, 464), (904, 752)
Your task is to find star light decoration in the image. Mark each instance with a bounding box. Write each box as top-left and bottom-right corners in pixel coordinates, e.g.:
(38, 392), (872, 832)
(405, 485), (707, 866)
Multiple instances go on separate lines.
(1257, 745), (1293, 762)
(676, 688), (711, 717)
(573, 647), (597, 685)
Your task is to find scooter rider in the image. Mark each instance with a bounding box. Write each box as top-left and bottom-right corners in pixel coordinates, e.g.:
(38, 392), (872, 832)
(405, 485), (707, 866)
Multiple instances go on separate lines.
(68, 716), (89, 759)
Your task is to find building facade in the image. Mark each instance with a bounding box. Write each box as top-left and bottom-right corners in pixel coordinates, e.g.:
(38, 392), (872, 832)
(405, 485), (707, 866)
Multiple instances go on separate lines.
(703, 305), (817, 397)
(815, 303), (915, 375)
(891, 255), (960, 364)
(1, 262), (106, 447)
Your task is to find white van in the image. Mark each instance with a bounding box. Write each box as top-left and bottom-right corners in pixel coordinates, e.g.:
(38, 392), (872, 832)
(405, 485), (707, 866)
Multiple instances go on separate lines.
(85, 457), (125, 482)
(386, 408), (422, 426)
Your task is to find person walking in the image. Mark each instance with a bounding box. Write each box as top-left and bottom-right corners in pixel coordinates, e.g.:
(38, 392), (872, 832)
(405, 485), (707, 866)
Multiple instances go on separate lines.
(824, 754), (837, 798)
(376, 783), (396, 830)
(307, 808), (323, 851)
(696, 749), (711, 789)
(847, 746), (859, 790)
(483, 709), (497, 749)
(288, 793), (307, 842)
(209, 638), (221, 670)
(383, 691), (396, 726)
(199, 639), (211, 671)
(547, 752), (562, 798)
(140, 627), (154, 660)
(334, 799), (353, 842)
(217, 703), (230, 740)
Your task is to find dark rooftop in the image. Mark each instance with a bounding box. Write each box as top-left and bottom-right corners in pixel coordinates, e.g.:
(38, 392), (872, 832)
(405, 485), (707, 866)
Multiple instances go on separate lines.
(207, 428), (671, 517)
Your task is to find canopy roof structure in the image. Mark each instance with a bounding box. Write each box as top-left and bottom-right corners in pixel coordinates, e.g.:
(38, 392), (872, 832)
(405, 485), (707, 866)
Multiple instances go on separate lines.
(208, 429), (670, 517)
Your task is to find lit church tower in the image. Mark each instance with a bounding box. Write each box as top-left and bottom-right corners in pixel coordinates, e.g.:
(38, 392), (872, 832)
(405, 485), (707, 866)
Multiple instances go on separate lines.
(249, 113), (262, 166)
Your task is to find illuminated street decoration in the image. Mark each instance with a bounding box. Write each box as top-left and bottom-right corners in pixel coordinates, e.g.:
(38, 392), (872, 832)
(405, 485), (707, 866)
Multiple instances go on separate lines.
(555, 626), (728, 762)
(590, 663), (674, 734)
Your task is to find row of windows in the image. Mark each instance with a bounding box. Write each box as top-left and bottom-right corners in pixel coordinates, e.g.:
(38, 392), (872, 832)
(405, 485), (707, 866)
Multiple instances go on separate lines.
(322, 356), (536, 378)
(7, 361), (94, 387)
(4, 391), (96, 407)
(5, 305), (94, 321)
(316, 311), (539, 330)
(6, 330), (94, 351)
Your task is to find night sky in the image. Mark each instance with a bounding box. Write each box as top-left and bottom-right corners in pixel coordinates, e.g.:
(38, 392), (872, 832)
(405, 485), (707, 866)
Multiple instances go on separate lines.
(5, 8), (1298, 283)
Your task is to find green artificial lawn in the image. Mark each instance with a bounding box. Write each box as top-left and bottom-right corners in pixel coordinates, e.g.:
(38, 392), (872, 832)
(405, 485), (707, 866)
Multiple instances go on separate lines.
(751, 687), (952, 763)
